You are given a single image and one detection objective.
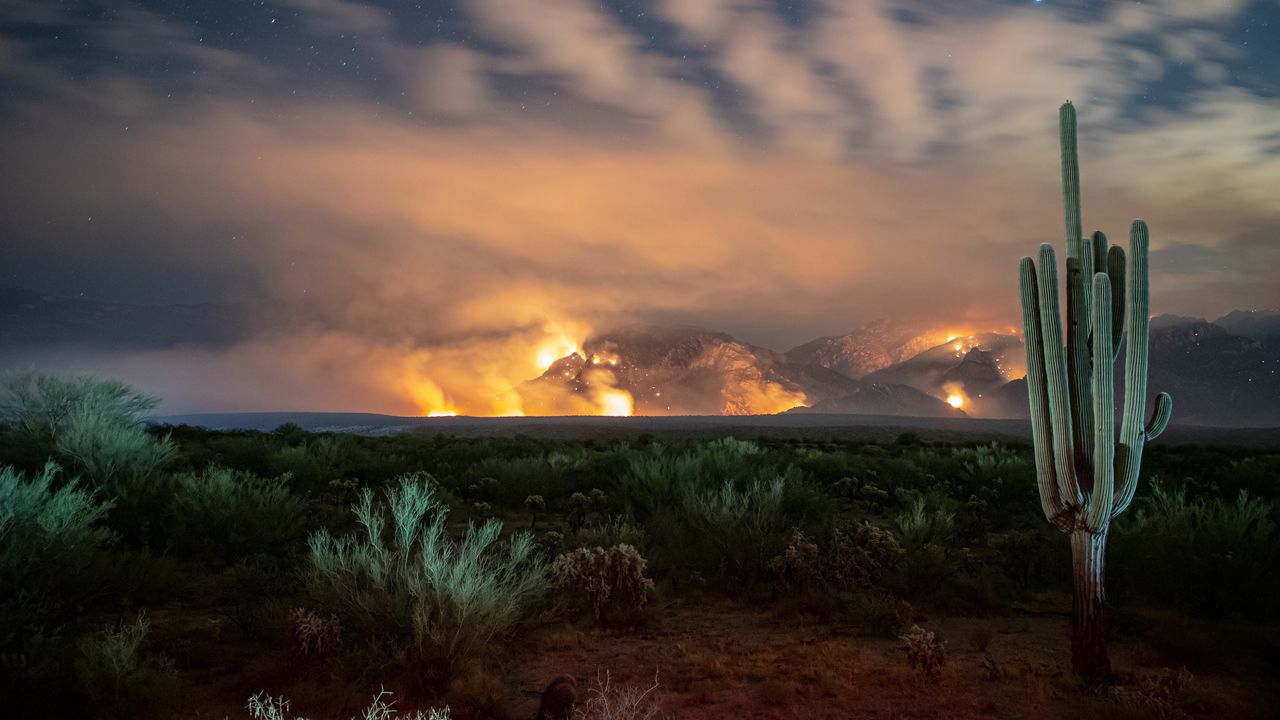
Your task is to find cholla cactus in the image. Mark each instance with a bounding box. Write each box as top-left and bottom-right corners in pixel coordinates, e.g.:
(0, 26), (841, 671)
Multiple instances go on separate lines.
(1018, 101), (1173, 680)
(899, 624), (946, 678)
(552, 544), (655, 625)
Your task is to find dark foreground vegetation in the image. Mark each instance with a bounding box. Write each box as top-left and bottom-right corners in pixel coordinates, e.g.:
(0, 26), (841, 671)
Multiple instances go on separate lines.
(2, 374), (1278, 719)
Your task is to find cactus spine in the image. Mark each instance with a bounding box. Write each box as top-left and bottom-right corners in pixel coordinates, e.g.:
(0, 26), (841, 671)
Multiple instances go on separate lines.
(1018, 101), (1173, 680)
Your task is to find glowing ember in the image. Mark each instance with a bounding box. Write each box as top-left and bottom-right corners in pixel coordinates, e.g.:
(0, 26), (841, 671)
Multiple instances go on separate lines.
(428, 410), (457, 417)
(947, 394), (964, 408)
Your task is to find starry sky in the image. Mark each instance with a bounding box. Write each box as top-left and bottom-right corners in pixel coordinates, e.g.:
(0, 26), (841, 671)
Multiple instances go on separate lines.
(1, 0), (1277, 414)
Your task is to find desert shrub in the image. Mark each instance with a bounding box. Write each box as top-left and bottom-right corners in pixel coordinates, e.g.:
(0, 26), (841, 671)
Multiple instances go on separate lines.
(1, 373), (177, 547)
(889, 497), (965, 599)
(74, 612), (176, 718)
(290, 607), (342, 656)
(0, 373), (176, 487)
(769, 529), (821, 592)
(578, 516), (647, 551)
(553, 544), (655, 625)
(574, 672), (665, 720)
(675, 477), (787, 588)
(247, 689), (450, 720)
(464, 455), (580, 509)
(0, 463), (114, 688)
(1112, 484), (1278, 617)
(993, 526), (1068, 589)
(617, 450), (705, 521)
(770, 523), (900, 594)
(568, 492), (592, 533)
(536, 530), (566, 558)
(306, 474), (550, 681)
(268, 435), (355, 496)
(0, 373), (158, 445)
(829, 523), (902, 589)
(169, 466), (307, 560)
(54, 405), (177, 490)
(900, 624), (946, 678)
(526, 494), (546, 529)
(0, 462), (113, 598)
(846, 590), (913, 637)
(894, 497), (955, 547)
(617, 439), (767, 522)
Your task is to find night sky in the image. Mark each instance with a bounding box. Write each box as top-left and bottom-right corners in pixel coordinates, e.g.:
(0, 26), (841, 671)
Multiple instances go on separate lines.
(1, 0), (1277, 414)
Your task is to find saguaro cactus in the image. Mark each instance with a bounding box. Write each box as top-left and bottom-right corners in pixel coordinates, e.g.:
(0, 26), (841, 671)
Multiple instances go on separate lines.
(1018, 101), (1173, 680)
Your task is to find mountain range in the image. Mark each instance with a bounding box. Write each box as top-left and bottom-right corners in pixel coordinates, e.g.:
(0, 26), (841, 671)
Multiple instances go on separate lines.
(2, 288), (1277, 427)
(519, 313), (1279, 426)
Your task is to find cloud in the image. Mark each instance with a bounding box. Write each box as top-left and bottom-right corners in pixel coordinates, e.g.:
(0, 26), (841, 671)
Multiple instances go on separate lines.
(0, 0), (1276, 413)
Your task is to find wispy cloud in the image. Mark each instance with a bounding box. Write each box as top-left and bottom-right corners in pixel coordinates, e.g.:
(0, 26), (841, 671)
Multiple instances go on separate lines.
(0, 0), (1276, 413)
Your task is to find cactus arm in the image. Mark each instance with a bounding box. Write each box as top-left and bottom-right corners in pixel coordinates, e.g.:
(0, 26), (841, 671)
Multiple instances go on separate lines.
(1061, 102), (1095, 488)
(1112, 220), (1161, 518)
(1020, 257), (1071, 529)
(1144, 392), (1172, 441)
(1060, 103), (1083, 253)
(1092, 231), (1108, 280)
(1107, 244), (1126, 359)
(1086, 273), (1115, 532)
(1036, 243), (1085, 508)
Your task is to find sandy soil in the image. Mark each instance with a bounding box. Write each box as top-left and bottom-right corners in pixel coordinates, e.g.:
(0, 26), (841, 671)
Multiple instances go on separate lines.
(169, 597), (1278, 720)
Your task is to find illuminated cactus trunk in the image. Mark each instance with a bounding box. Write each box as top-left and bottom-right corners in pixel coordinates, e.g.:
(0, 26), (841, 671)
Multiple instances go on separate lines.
(1018, 101), (1173, 680)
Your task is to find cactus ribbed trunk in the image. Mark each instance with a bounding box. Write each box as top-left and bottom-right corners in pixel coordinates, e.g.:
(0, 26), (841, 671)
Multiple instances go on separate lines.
(1017, 101), (1171, 681)
(1070, 528), (1110, 680)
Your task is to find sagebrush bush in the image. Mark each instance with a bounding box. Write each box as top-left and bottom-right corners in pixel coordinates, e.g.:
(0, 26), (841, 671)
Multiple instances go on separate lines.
(1, 463), (114, 688)
(169, 466), (307, 560)
(306, 474), (550, 680)
(894, 497), (955, 548)
(618, 439), (765, 521)
(553, 544), (655, 625)
(0, 462), (113, 595)
(1112, 483), (1278, 617)
(1, 373), (176, 548)
(676, 477), (787, 588)
(0, 373), (176, 488)
(0, 373), (158, 442)
(55, 404), (177, 490)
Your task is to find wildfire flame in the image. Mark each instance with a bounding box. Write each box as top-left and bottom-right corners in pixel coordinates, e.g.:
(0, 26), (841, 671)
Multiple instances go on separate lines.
(942, 380), (969, 410)
(599, 389), (633, 416)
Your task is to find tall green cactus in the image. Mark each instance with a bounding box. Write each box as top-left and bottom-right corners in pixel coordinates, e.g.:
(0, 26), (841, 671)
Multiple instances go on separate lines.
(1018, 101), (1173, 680)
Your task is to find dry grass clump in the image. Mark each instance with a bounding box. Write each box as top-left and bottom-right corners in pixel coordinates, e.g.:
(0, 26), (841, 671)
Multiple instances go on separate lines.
(573, 672), (665, 720)
(246, 689), (450, 720)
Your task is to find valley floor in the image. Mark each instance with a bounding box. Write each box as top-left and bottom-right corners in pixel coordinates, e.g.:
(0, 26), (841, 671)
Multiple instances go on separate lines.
(169, 597), (1278, 720)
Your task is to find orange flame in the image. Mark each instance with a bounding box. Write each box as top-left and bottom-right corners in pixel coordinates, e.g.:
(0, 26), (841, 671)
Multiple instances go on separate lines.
(942, 380), (969, 410)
